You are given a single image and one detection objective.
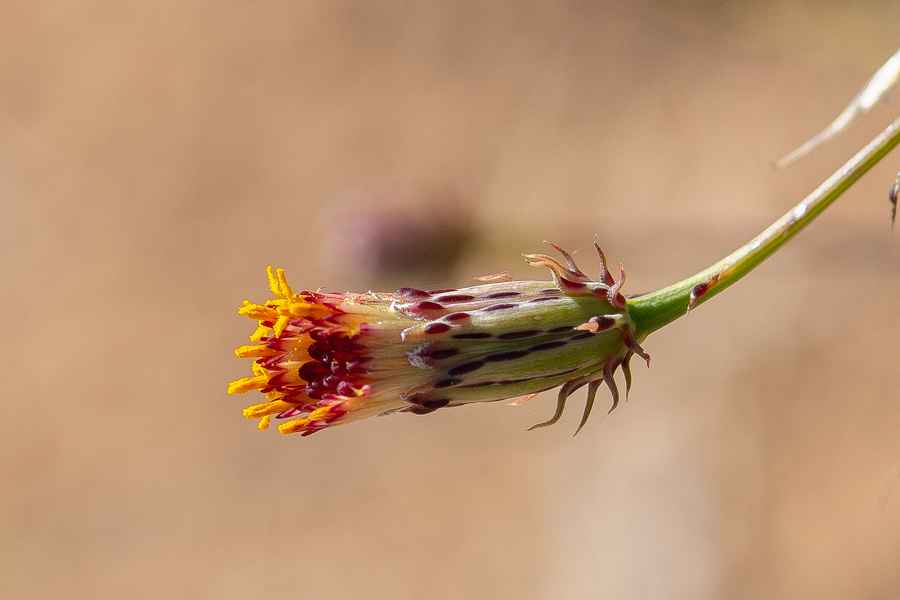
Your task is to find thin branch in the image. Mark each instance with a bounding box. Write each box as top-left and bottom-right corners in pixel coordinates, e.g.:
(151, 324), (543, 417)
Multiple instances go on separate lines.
(630, 116), (900, 340)
(775, 47), (900, 169)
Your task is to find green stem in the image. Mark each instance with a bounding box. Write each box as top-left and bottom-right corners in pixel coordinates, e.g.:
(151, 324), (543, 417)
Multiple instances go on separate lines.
(629, 116), (900, 341)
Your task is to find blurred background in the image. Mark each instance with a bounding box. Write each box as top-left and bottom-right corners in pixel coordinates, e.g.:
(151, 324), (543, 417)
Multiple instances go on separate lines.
(2, 2), (900, 598)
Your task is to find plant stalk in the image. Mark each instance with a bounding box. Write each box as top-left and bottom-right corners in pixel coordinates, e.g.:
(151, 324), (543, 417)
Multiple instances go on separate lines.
(629, 116), (900, 340)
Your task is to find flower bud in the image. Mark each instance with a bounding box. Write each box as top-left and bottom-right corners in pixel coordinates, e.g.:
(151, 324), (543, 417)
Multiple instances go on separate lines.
(228, 243), (648, 436)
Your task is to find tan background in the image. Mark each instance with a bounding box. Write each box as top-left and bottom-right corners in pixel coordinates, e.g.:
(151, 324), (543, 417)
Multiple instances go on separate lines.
(3, 2), (900, 599)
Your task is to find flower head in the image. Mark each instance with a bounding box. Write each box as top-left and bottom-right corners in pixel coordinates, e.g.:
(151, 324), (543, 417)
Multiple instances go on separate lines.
(229, 243), (648, 436)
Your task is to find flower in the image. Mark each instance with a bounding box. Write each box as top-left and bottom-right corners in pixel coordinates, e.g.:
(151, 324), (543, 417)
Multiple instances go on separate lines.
(228, 243), (648, 436)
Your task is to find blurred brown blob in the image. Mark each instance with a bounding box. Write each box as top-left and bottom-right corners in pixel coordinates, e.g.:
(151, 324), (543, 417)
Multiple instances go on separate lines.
(318, 185), (475, 281)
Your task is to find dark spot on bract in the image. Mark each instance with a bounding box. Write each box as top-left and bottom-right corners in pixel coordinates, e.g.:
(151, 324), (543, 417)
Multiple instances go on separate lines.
(529, 340), (568, 352)
(434, 294), (476, 303)
(435, 378), (460, 388)
(496, 330), (541, 340)
(421, 398), (450, 409)
(570, 331), (595, 340)
(424, 322), (452, 334)
(485, 350), (530, 362)
(482, 303), (518, 312)
(558, 279), (586, 290)
(593, 316), (616, 329)
(452, 332), (492, 339)
(448, 361), (484, 376)
(456, 381), (496, 388)
(548, 326), (574, 334)
(481, 367), (579, 386)
(428, 348), (459, 360)
(443, 312), (470, 322)
(417, 301), (445, 311)
(485, 291), (521, 299)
